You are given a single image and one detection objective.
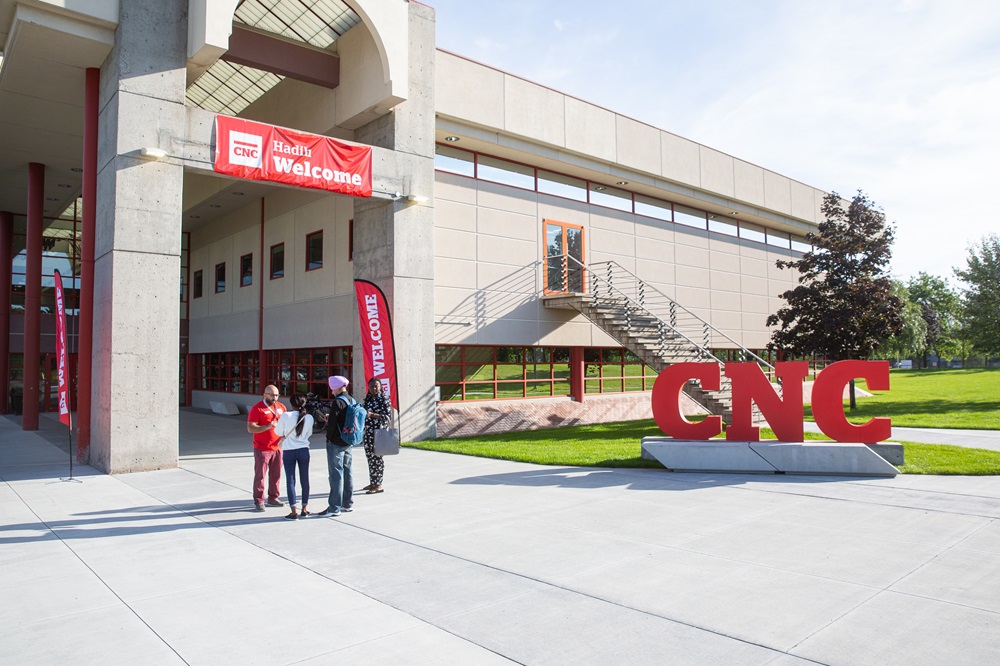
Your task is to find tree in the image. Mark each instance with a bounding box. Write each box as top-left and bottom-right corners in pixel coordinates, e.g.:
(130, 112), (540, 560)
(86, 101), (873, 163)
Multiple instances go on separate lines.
(954, 234), (1000, 357)
(767, 191), (904, 408)
(881, 280), (926, 362)
(906, 272), (961, 367)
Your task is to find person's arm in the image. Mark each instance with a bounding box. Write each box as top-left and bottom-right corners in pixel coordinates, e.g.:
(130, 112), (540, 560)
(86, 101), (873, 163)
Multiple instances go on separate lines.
(247, 405), (277, 434)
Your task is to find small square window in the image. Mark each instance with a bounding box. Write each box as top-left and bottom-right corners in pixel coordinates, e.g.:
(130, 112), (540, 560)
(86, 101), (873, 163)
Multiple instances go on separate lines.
(270, 243), (284, 279)
(306, 231), (323, 271)
(193, 270), (203, 299)
(215, 262), (226, 293)
(240, 253), (252, 287)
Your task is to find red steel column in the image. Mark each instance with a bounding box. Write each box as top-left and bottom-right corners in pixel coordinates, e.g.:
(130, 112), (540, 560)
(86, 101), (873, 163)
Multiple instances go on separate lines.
(257, 199), (266, 393)
(0, 211), (12, 413)
(570, 346), (585, 402)
(23, 163), (45, 430)
(77, 67), (99, 459)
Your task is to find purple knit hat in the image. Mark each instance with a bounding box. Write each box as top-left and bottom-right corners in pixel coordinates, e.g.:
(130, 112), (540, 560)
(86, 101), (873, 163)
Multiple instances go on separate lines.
(328, 375), (349, 391)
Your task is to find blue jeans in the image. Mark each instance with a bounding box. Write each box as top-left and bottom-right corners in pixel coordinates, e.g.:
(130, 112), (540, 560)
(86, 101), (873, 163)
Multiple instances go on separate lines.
(282, 448), (310, 508)
(326, 442), (353, 511)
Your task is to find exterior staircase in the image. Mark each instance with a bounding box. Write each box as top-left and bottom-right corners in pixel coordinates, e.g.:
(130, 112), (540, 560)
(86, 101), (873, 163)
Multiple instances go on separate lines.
(543, 258), (772, 424)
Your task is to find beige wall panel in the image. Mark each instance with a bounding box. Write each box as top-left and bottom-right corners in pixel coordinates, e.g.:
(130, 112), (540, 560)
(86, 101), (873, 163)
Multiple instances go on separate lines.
(767, 278), (793, 299)
(475, 317), (540, 345)
(476, 180), (538, 216)
(263, 186), (326, 222)
(478, 206), (537, 241)
(635, 237), (675, 264)
(503, 75), (565, 147)
(589, 253), (635, 274)
(742, 275), (769, 296)
(435, 172), (477, 205)
(434, 198), (477, 233)
(589, 207), (635, 233)
(676, 264), (710, 288)
(435, 256), (477, 289)
(675, 285), (710, 309)
(742, 329), (771, 349)
(477, 261), (536, 292)
(710, 270), (741, 293)
(435, 227), (477, 260)
(232, 226), (260, 313)
(709, 235), (741, 256)
(294, 197), (339, 302)
(189, 311), (259, 353)
(646, 280), (676, 300)
(434, 285), (477, 318)
(733, 159), (766, 207)
(616, 115), (661, 175)
(332, 201), (354, 295)
(565, 97), (616, 163)
(711, 291), (742, 313)
(740, 256), (768, 278)
(709, 250), (740, 274)
(263, 211), (295, 307)
(763, 170), (792, 215)
(475, 290), (540, 321)
(590, 227), (635, 257)
(537, 319), (593, 347)
(264, 295), (353, 349)
(676, 245), (709, 268)
(633, 259), (675, 286)
(674, 226), (709, 249)
(699, 146), (735, 198)
(741, 294), (770, 314)
(790, 180), (817, 222)
(436, 52), (505, 130)
(814, 188), (826, 225)
(660, 131), (700, 186)
(538, 196), (589, 227)
(208, 237), (234, 316)
(711, 310), (743, 333)
(435, 322), (477, 345)
(740, 242), (768, 260)
(476, 234), (536, 267)
(635, 217), (674, 243)
(589, 327), (620, 347)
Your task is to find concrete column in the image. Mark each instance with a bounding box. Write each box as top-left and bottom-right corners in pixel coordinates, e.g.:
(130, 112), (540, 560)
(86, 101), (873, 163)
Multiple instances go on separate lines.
(77, 67), (99, 461)
(0, 211), (11, 413)
(91, 0), (186, 472)
(352, 2), (437, 441)
(23, 163), (44, 431)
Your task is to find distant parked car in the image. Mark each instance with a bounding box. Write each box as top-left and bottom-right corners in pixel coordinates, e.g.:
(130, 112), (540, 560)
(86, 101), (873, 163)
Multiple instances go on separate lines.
(897, 360), (913, 369)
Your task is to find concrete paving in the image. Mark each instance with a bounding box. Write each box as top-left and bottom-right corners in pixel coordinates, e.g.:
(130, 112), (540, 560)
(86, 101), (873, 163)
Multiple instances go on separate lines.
(803, 421), (1000, 452)
(2, 410), (1000, 665)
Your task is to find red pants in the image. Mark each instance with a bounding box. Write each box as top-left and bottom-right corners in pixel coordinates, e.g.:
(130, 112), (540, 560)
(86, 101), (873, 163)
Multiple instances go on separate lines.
(253, 448), (282, 503)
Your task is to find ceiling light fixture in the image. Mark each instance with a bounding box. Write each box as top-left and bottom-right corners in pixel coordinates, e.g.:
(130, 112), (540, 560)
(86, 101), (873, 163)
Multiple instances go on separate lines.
(443, 136), (460, 142)
(209, 204), (221, 208)
(593, 186), (607, 191)
(70, 167), (83, 173)
(728, 211), (739, 216)
(232, 191), (245, 196)
(45, 197), (59, 201)
(616, 180), (629, 186)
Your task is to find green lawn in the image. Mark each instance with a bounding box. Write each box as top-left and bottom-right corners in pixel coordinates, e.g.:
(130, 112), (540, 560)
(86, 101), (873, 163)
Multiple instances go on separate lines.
(805, 367), (1000, 430)
(409, 412), (1000, 475)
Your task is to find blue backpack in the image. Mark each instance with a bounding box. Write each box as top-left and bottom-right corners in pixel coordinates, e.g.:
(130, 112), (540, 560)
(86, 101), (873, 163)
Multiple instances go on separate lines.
(335, 394), (367, 446)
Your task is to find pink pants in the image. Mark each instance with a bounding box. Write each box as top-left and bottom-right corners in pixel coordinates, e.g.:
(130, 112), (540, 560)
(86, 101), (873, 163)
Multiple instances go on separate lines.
(253, 448), (282, 502)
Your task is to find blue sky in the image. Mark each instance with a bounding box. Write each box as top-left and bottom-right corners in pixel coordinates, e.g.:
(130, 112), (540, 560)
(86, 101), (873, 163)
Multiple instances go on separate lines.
(428, 0), (1000, 284)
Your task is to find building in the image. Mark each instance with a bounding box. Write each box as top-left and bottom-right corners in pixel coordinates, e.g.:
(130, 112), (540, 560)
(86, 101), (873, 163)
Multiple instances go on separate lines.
(0, 0), (823, 473)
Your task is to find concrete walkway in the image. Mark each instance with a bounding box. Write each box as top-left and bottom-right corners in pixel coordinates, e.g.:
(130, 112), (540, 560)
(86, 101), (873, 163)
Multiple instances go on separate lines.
(2, 410), (1000, 664)
(803, 421), (1000, 452)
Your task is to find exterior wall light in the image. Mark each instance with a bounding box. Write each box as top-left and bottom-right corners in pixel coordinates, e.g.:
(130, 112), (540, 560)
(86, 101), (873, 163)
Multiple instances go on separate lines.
(406, 194), (429, 203)
(140, 147), (168, 159)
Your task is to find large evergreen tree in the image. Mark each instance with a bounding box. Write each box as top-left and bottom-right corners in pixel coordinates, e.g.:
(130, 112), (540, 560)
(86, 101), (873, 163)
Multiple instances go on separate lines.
(954, 234), (1000, 357)
(907, 272), (961, 367)
(767, 191), (904, 407)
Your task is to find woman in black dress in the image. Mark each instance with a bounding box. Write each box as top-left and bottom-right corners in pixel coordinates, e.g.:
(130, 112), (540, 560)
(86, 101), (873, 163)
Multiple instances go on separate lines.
(362, 377), (392, 493)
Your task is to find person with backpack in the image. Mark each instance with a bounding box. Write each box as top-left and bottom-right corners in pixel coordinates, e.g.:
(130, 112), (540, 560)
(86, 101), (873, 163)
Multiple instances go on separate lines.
(319, 375), (365, 517)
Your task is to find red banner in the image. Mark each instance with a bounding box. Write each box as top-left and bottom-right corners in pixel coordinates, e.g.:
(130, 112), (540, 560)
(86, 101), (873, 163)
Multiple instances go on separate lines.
(214, 115), (372, 197)
(53, 269), (72, 428)
(354, 280), (399, 411)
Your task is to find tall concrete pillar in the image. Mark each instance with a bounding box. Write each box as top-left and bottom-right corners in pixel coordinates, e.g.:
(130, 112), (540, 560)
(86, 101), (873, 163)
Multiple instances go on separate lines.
(352, 2), (437, 441)
(0, 211), (12, 413)
(91, 0), (186, 472)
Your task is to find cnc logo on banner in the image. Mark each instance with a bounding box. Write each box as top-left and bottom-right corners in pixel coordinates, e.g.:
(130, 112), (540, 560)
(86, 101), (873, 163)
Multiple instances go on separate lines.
(214, 116), (372, 197)
(651, 360), (891, 443)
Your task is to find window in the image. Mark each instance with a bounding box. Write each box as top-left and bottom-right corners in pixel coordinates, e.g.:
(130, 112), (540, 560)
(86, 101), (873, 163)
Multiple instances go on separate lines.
(195, 351), (260, 394)
(544, 220), (585, 294)
(434, 144), (474, 177)
(635, 195), (673, 222)
(584, 348), (658, 394)
(214, 263), (225, 293)
(740, 223), (766, 244)
(791, 236), (811, 253)
(306, 231), (323, 270)
(270, 347), (352, 398)
(708, 215), (738, 237)
(589, 184), (632, 212)
(435, 345), (571, 401)
(477, 155), (535, 190)
(193, 270), (203, 298)
(766, 230), (791, 249)
(240, 253), (252, 287)
(538, 170), (587, 202)
(270, 243), (284, 279)
(674, 205), (707, 229)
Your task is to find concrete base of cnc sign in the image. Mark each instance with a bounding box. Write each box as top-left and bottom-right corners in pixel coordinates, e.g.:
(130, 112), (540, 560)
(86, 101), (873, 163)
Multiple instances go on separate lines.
(641, 438), (899, 477)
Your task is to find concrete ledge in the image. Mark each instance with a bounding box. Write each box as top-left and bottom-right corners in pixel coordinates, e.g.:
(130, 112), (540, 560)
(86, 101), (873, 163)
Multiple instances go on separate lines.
(209, 401), (240, 415)
(642, 438), (899, 477)
(868, 442), (904, 466)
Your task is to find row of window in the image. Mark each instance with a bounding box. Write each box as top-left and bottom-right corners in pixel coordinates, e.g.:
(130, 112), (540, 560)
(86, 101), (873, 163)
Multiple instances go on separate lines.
(436, 144), (812, 252)
(193, 346), (352, 397)
(192, 230), (327, 298)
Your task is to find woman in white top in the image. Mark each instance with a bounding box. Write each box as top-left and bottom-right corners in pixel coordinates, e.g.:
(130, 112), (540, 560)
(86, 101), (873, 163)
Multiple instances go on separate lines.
(276, 393), (314, 520)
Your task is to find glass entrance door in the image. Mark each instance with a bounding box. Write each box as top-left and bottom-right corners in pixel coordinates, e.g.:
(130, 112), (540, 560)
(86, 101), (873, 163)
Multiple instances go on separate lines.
(544, 221), (585, 294)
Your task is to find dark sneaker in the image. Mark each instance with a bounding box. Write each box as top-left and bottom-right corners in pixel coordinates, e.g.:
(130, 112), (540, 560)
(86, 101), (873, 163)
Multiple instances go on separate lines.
(253, 502), (265, 512)
(284, 510), (299, 520)
(318, 507), (340, 517)
(341, 506), (353, 513)
(266, 499), (284, 507)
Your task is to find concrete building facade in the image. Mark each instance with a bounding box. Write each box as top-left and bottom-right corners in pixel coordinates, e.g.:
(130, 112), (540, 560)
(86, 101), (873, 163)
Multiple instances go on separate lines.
(0, 0), (823, 472)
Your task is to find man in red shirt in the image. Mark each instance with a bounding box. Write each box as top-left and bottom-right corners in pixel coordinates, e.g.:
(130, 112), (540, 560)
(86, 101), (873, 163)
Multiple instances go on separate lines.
(247, 384), (287, 511)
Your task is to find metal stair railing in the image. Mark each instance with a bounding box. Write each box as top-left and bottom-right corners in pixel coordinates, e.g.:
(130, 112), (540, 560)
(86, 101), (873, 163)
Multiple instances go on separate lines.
(556, 255), (774, 373)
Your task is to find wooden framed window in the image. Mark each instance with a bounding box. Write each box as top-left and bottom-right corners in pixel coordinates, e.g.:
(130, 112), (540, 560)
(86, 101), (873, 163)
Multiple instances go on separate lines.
(543, 220), (586, 294)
